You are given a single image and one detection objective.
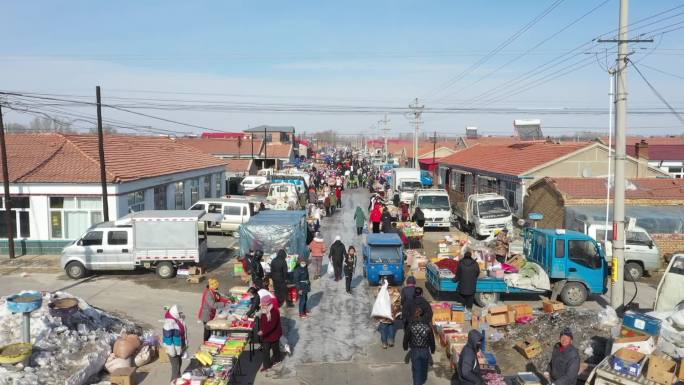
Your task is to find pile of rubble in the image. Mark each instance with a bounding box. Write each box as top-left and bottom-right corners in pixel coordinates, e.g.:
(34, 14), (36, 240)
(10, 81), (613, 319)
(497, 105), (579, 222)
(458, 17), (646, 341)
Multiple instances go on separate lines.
(0, 292), (139, 385)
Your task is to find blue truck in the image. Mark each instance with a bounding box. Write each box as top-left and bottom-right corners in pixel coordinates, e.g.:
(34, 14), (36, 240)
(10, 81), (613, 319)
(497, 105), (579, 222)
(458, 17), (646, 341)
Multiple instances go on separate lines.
(426, 228), (608, 307)
(363, 233), (405, 286)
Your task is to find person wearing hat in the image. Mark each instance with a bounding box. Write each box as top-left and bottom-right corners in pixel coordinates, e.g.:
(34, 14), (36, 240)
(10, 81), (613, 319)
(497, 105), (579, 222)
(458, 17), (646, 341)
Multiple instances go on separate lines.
(456, 329), (484, 385)
(270, 250), (291, 308)
(293, 256), (311, 318)
(548, 328), (580, 385)
(453, 251), (480, 314)
(198, 278), (231, 341)
(308, 233), (327, 279)
(251, 250), (266, 289)
(258, 296), (283, 373)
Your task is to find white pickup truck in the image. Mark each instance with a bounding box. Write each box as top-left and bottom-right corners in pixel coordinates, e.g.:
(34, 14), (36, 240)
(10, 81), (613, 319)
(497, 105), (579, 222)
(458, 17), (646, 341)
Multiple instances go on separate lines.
(453, 193), (513, 237)
(411, 189), (451, 229)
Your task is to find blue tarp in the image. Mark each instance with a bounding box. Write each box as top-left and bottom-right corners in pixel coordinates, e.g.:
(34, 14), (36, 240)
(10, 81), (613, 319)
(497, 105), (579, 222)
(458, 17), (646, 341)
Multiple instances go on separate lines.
(239, 210), (311, 258)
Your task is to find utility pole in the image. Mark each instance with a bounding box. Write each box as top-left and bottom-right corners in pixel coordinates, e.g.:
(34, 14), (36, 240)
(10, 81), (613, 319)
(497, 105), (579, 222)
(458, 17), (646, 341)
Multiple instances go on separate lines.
(409, 98), (424, 169)
(597, 0), (652, 311)
(96, 86), (109, 222)
(263, 126), (268, 169)
(379, 115), (390, 163)
(0, 105), (15, 259)
(432, 131), (437, 165)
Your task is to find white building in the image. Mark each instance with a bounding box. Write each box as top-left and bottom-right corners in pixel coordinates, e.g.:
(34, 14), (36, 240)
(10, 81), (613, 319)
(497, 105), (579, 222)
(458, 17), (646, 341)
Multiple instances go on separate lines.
(0, 133), (227, 254)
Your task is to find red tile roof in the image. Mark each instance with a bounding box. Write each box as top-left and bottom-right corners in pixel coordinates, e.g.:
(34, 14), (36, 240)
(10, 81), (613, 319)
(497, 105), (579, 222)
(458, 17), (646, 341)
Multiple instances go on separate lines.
(178, 137), (263, 156)
(261, 143), (293, 158)
(224, 159), (253, 173)
(545, 177), (684, 200)
(1, 133), (227, 184)
(626, 144), (684, 161)
(201, 132), (245, 139)
(438, 142), (592, 176)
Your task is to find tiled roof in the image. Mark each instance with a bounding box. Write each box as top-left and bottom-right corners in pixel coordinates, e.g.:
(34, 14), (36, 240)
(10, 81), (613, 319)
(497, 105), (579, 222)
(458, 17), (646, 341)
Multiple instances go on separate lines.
(1, 133), (227, 184)
(438, 142), (592, 176)
(626, 144), (684, 161)
(178, 137), (263, 157)
(244, 125), (295, 133)
(464, 136), (521, 147)
(224, 159), (253, 173)
(201, 132), (246, 139)
(609, 136), (684, 146)
(261, 143), (292, 158)
(545, 177), (684, 200)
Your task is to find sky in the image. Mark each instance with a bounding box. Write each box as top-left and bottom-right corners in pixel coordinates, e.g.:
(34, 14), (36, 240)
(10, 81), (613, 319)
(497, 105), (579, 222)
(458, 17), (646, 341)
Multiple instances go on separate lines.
(1, 0), (683, 138)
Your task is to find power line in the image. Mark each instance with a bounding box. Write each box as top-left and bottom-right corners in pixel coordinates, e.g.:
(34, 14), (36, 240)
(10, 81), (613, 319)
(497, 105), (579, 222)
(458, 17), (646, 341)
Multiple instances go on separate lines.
(636, 62), (684, 80)
(629, 59), (684, 126)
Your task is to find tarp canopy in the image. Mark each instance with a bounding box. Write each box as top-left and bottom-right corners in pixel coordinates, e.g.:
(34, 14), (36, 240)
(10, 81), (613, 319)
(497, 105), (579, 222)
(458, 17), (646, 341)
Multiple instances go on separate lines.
(565, 205), (684, 234)
(239, 210), (311, 258)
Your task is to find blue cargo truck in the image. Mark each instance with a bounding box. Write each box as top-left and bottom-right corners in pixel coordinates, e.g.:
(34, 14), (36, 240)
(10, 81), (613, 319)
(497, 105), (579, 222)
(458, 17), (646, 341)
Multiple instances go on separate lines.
(426, 228), (608, 307)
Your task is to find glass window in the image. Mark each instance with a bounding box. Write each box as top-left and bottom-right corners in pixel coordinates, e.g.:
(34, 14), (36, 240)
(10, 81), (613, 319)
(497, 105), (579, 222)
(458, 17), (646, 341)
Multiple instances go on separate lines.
(49, 197), (103, 239)
(369, 246), (402, 263)
(154, 186), (167, 210)
(215, 174), (222, 197)
(175, 182), (185, 209)
(11, 197), (30, 209)
(107, 231), (128, 245)
(190, 179), (200, 205)
(19, 212), (29, 238)
(127, 191), (145, 212)
(0, 211), (16, 238)
(568, 240), (602, 269)
(50, 197), (64, 209)
(555, 239), (565, 258)
(203, 177), (210, 198)
(190, 203), (206, 211)
(78, 197), (102, 210)
(81, 231), (103, 246)
(90, 212), (102, 225)
(208, 204), (221, 213)
(51, 211), (63, 238)
(595, 229), (614, 242)
(224, 206), (242, 215)
(627, 231), (651, 246)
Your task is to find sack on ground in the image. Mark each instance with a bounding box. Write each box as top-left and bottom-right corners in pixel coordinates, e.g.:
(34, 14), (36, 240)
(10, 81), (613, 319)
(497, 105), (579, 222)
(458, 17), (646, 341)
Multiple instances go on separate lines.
(327, 261), (335, 278)
(134, 345), (156, 367)
(280, 335), (291, 355)
(105, 353), (132, 373)
(113, 333), (142, 359)
(371, 281), (393, 320)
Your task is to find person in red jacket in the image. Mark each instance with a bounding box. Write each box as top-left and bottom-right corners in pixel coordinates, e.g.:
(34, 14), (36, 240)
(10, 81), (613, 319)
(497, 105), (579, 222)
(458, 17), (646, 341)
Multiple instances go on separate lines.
(335, 186), (343, 208)
(370, 203), (383, 233)
(258, 296), (283, 372)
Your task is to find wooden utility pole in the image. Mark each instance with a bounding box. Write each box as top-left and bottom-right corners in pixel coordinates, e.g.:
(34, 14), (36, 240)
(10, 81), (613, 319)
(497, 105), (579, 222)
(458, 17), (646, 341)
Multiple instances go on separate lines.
(96, 86), (109, 221)
(0, 105), (15, 259)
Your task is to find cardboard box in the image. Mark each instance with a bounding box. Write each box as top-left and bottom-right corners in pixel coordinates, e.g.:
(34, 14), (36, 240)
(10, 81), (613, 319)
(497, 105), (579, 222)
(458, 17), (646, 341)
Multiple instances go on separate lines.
(647, 354), (677, 385)
(158, 345), (169, 363)
(610, 335), (655, 355)
(623, 312), (662, 336)
(508, 304), (533, 317)
(186, 274), (206, 284)
(471, 316), (480, 330)
(413, 269), (426, 281)
(187, 266), (206, 275)
(451, 310), (465, 323)
(487, 312), (509, 327)
(515, 339), (542, 359)
(110, 367), (136, 385)
(542, 300), (565, 313)
(506, 254), (526, 269)
(679, 358), (684, 381)
(611, 348), (647, 377)
(489, 304), (509, 314)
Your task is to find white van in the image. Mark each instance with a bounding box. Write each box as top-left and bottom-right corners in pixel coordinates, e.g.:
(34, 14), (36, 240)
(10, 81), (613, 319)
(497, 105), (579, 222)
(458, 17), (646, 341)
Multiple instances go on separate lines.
(411, 189), (451, 229)
(189, 198), (255, 234)
(239, 176), (268, 193)
(266, 183), (300, 210)
(583, 223), (660, 281)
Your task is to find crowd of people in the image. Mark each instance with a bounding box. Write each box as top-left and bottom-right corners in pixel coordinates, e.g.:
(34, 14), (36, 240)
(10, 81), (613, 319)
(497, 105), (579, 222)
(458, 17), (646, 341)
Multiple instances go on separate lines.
(159, 150), (580, 385)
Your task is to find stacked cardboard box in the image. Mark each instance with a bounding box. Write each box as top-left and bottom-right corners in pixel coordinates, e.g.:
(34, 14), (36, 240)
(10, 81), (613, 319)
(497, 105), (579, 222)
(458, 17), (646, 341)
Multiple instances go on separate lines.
(542, 300), (564, 313)
(486, 304), (515, 327)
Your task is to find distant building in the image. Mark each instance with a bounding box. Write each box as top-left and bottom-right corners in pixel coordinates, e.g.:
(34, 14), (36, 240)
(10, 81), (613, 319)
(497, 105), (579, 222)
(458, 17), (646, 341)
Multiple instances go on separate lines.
(626, 140), (684, 179)
(0, 133), (226, 255)
(244, 125), (296, 169)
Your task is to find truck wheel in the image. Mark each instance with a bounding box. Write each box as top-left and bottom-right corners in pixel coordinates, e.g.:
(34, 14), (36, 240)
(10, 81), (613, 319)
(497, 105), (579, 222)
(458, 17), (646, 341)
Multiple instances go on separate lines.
(65, 261), (87, 279)
(156, 262), (176, 279)
(624, 262), (643, 282)
(560, 282), (587, 306)
(474, 292), (500, 308)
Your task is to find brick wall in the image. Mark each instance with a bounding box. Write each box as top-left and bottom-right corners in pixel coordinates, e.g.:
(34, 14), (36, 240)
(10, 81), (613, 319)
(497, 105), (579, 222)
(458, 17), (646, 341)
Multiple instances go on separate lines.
(651, 233), (684, 259)
(523, 183), (566, 228)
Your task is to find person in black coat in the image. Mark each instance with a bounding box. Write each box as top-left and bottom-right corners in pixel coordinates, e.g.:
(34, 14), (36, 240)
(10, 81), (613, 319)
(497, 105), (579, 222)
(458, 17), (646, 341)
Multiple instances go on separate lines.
(246, 287), (260, 318)
(270, 249), (291, 307)
(403, 307), (436, 385)
(548, 328), (580, 385)
(293, 256), (311, 318)
(251, 250), (265, 289)
(400, 276), (417, 326)
(328, 236), (347, 281)
(453, 251), (480, 312)
(381, 206), (393, 233)
(407, 287), (433, 325)
(456, 329), (484, 385)
(412, 207), (425, 228)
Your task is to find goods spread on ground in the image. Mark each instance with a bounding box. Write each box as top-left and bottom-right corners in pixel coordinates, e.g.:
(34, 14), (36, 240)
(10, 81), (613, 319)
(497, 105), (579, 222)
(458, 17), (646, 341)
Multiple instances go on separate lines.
(0, 291), (142, 385)
(396, 221), (424, 237)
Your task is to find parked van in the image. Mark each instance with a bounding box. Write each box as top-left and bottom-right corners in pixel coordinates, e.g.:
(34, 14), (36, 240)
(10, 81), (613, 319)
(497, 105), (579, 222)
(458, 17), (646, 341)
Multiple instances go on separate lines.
(411, 189), (451, 229)
(60, 211), (207, 279)
(266, 183), (301, 210)
(581, 223), (660, 281)
(189, 198), (255, 235)
(239, 176), (268, 193)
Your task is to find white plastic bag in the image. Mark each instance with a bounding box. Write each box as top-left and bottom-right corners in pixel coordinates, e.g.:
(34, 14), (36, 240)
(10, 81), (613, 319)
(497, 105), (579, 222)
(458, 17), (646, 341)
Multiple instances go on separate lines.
(105, 353), (132, 373)
(327, 261), (335, 278)
(279, 335), (291, 355)
(134, 345), (155, 367)
(371, 281), (393, 320)
(598, 306), (620, 327)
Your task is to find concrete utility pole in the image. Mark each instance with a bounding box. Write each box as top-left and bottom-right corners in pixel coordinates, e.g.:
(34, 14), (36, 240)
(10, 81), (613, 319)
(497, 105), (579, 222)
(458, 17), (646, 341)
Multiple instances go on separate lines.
(0, 105), (15, 259)
(96, 86), (109, 222)
(409, 98), (424, 169)
(379, 115), (390, 162)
